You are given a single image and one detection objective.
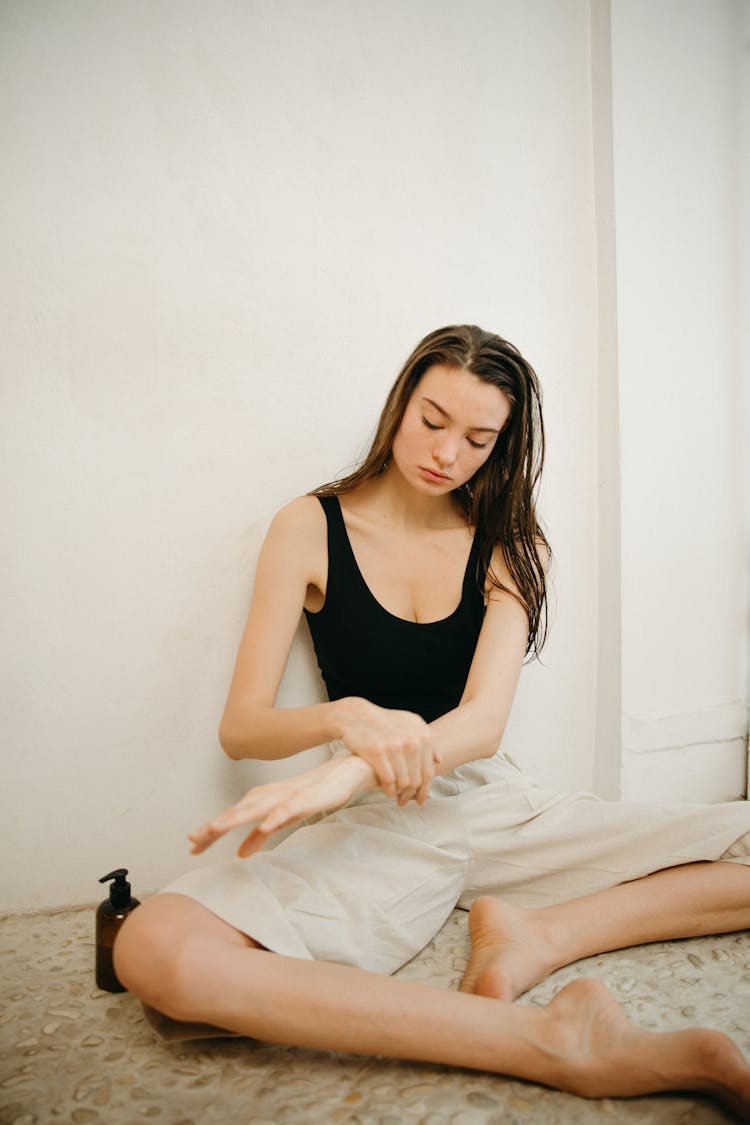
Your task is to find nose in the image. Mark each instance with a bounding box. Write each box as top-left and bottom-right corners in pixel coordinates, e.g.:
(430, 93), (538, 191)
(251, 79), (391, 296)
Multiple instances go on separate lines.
(433, 432), (459, 468)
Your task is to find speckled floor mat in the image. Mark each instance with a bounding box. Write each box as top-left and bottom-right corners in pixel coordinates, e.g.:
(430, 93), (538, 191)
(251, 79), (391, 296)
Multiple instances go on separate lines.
(1, 905), (749, 1123)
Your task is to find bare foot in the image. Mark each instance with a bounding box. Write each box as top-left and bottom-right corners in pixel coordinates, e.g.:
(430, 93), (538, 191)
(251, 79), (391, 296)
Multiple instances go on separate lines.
(460, 895), (560, 1000)
(535, 977), (750, 1119)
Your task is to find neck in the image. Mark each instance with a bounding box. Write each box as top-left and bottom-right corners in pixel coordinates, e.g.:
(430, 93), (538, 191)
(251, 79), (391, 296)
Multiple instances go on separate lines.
(360, 465), (464, 530)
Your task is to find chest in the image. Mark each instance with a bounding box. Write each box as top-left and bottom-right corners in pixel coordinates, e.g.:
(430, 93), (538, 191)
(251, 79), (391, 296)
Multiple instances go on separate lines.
(344, 521), (475, 624)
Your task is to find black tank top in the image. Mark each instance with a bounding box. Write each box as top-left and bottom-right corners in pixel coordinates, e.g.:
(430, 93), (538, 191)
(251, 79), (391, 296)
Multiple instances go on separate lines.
(304, 495), (486, 723)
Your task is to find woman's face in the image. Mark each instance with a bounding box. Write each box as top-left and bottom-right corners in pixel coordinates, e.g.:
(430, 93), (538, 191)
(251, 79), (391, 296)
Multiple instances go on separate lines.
(391, 364), (512, 496)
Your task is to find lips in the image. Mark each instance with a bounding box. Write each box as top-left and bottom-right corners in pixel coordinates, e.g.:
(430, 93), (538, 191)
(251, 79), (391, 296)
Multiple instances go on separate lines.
(419, 466), (451, 483)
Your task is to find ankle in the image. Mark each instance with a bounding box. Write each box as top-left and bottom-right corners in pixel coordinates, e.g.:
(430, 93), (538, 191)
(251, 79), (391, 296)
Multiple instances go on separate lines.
(533, 909), (583, 974)
(499, 1002), (582, 1089)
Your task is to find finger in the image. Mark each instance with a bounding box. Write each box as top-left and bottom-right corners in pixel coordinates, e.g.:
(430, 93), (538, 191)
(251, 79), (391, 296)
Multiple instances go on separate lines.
(402, 741), (423, 791)
(389, 748), (411, 793)
(188, 791), (280, 852)
(415, 775), (430, 805)
(259, 798), (300, 835)
(417, 727), (439, 766)
(188, 822), (229, 853)
(236, 827), (267, 858)
(396, 786), (417, 807)
(188, 808), (256, 850)
(257, 786), (321, 838)
(414, 743), (435, 804)
(233, 805), (294, 859)
(238, 801), (309, 858)
(415, 776), (433, 805)
(369, 751), (396, 795)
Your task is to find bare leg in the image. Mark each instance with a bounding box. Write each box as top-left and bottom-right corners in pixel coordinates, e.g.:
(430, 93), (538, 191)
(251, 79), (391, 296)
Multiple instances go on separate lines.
(461, 860), (750, 1002)
(114, 892), (750, 1116)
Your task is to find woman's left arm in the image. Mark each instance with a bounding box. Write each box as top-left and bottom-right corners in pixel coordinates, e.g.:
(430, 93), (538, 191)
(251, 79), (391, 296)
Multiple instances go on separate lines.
(427, 586), (529, 774)
(423, 539), (545, 778)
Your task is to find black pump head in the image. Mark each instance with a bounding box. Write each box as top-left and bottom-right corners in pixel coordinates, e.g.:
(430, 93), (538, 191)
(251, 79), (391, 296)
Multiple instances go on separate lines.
(99, 868), (131, 908)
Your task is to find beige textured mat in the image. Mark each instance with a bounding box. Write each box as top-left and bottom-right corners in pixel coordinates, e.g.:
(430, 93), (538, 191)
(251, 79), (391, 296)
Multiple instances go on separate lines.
(1, 904), (748, 1123)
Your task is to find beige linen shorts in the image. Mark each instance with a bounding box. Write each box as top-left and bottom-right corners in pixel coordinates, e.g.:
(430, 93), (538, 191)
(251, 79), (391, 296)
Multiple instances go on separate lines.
(164, 748), (750, 976)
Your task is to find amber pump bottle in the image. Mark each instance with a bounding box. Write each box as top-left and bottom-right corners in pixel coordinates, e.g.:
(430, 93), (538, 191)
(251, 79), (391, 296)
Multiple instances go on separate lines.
(96, 868), (140, 992)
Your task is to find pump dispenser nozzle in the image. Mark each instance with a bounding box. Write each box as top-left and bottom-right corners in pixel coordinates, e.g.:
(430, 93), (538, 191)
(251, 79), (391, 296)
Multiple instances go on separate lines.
(96, 867), (140, 991)
(99, 869), (131, 909)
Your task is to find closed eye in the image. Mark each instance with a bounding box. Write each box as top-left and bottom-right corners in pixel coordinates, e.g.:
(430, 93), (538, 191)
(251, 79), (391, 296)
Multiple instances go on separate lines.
(423, 417), (490, 449)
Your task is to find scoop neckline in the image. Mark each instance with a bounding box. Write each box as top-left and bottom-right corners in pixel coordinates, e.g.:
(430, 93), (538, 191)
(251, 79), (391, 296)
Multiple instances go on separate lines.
(333, 496), (478, 628)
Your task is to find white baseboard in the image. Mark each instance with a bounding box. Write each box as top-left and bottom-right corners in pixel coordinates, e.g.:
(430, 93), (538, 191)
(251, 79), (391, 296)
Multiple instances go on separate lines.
(622, 700), (748, 754)
(620, 701), (749, 803)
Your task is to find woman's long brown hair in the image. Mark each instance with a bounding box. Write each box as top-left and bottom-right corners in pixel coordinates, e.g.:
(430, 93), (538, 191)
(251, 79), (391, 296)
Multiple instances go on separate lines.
(313, 325), (550, 656)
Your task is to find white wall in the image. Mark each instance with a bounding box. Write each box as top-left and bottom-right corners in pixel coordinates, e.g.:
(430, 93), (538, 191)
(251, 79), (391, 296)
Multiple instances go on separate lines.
(2, 0), (601, 911)
(590, 0), (622, 800)
(611, 0), (749, 802)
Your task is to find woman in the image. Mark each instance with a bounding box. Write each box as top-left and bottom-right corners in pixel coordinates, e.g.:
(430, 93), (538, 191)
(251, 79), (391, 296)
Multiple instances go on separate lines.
(115, 326), (750, 1113)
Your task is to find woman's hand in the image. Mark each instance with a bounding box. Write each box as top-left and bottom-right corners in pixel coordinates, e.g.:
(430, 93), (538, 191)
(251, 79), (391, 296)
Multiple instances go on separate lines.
(188, 754), (375, 859)
(335, 698), (440, 805)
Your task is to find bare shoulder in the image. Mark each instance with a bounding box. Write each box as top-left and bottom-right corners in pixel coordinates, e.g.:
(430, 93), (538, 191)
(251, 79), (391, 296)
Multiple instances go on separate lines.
(484, 544), (517, 603)
(269, 494), (326, 540)
(261, 494), (327, 593)
(484, 538), (549, 603)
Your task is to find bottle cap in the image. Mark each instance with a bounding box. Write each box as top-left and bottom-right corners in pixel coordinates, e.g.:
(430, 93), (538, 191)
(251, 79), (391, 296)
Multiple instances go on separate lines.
(99, 868), (131, 909)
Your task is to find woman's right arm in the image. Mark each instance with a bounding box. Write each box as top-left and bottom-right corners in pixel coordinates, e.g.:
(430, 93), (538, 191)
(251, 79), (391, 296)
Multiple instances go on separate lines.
(218, 495), (344, 760)
(218, 498), (435, 794)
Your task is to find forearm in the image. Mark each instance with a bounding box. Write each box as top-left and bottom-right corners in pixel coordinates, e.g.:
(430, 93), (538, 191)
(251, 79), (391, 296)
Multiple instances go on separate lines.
(328, 698), (505, 796)
(428, 699), (506, 775)
(426, 595), (526, 776)
(219, 695), (386, 763)
(219, 698), (351, 761)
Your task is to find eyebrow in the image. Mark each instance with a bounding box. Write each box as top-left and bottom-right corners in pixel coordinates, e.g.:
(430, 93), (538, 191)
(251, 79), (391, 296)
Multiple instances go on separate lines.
(420, 396), (502, 434)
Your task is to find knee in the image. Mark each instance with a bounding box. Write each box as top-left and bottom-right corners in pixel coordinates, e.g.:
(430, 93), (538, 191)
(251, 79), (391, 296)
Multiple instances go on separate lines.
(113, 894), (203, 1021)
